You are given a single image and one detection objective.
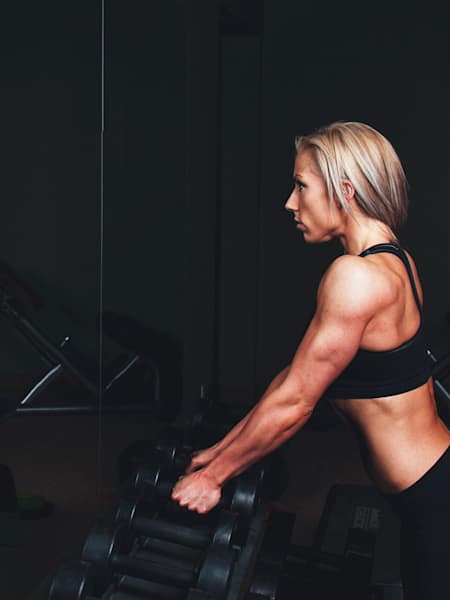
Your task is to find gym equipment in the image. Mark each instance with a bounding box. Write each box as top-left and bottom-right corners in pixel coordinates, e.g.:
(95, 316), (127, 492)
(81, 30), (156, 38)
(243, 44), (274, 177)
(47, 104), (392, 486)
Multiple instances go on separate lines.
(428, 348), (450, 424)
(277, 484), (400, 600)
(0, 259), (177, 417)
(119, 446), (262, 523)
(313, 484), (381, 570)
(131, 463), (261, 542)
(117, 426), (289, 508)
(117, 437), (192, 485)
(48, 560), (110, 599)
(368, 496), (402, 599)
(116, 474), (257, 548)
(48, 559), (215, 600)
(116, 495), (239, 549)
(247, 507), (296, 600)
(81, 519), (235, 599)
(102, 310), (182, 419)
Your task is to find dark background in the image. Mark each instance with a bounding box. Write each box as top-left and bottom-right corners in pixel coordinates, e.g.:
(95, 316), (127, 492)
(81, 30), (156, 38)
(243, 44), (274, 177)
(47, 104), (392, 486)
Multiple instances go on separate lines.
(0, 0), (449, 597)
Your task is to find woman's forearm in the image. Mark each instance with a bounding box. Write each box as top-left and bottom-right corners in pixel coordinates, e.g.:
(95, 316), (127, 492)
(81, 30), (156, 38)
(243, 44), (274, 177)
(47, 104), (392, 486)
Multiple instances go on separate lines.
(203, 385), (310, 485)
(214, 365), (290, 451)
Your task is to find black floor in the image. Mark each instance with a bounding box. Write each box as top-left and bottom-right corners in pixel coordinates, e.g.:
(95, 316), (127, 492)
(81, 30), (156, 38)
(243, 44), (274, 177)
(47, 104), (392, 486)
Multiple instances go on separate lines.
(0, 406), (371, 600)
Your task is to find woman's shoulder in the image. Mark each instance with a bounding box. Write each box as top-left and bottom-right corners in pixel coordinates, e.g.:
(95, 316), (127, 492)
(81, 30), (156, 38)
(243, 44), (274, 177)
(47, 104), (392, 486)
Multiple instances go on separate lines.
(323, 253), (387, 286)
(318, 254), (396, 315)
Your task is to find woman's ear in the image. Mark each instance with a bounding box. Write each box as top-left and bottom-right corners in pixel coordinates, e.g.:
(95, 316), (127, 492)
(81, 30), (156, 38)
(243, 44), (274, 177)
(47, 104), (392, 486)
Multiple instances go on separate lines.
(341, 179), (356, 204)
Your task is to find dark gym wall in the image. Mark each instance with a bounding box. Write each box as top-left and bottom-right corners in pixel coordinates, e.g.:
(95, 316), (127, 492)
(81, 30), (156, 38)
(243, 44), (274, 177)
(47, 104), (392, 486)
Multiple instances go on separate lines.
(0, 2), (101, 393)
(103, 0), (186, 345)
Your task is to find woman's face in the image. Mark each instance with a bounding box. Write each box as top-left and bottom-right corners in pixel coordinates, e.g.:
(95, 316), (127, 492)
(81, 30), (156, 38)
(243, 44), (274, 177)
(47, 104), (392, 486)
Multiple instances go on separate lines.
(285, 150), (343, 243)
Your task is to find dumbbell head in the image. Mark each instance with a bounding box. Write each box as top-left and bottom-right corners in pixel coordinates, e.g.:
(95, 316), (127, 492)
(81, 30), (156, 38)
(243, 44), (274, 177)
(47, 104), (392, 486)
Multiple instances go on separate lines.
(118, 434), (192, 485)
(196, 545), (235, 598)
(132, 463), (177, 496)
(116, 492), (160, 525)
(228, 470), (260, 519)
(82, 520), (133, 569)
(48, 560), (111, 600)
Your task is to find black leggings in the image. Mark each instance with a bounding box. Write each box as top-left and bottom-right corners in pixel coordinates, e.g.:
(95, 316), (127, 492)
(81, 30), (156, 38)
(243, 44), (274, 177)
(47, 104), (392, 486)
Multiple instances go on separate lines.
(385, 446), (450, 600)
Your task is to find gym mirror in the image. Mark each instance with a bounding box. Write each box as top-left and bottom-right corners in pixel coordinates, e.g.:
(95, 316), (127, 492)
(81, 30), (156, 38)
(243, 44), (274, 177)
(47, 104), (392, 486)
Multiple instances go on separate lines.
(0, 3), (103, 597)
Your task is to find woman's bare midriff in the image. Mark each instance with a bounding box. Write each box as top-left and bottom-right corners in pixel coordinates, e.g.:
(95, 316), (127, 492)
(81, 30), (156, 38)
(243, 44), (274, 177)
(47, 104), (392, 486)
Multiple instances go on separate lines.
(328, 378), (450, 494)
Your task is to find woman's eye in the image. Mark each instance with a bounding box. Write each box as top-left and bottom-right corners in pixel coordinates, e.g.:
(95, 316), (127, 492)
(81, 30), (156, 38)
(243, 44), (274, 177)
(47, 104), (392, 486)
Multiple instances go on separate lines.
(296, 180), (304, 191)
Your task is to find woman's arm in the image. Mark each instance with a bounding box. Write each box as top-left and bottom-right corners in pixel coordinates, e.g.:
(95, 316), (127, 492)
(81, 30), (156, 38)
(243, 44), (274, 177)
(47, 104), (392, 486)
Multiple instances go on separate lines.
(173, 256), (388, 512)
(186, 365), (290, 473)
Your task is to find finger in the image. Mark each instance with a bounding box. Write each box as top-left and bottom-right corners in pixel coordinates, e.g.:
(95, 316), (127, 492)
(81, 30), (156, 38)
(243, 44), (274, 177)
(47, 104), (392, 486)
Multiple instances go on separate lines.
(186, 459), (204, 474)
(171, 481), (184, 499)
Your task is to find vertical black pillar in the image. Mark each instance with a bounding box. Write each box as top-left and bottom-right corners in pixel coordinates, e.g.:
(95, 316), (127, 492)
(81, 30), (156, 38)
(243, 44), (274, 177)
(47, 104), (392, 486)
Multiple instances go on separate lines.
(217, 23), (263, 408)
(182, 0), (220, 417)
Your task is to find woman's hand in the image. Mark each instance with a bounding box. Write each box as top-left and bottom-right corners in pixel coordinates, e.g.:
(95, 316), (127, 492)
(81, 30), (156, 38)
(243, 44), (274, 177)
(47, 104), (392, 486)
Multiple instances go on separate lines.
(171, 469), (222, 513)
(185, 444), (222, 474)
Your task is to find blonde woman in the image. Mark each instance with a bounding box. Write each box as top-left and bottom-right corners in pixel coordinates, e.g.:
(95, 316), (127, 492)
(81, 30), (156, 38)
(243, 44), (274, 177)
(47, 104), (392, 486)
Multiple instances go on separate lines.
(172, 122), (450, 599)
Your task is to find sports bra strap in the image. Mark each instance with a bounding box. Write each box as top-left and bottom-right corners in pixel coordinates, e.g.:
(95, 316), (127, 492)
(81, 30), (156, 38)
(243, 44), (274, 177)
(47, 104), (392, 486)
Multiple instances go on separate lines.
(359, 243), (423, 315)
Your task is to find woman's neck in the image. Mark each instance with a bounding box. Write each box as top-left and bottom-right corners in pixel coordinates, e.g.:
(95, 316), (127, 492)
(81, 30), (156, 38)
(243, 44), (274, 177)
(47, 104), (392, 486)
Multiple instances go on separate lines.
(338, 216), (396, 256)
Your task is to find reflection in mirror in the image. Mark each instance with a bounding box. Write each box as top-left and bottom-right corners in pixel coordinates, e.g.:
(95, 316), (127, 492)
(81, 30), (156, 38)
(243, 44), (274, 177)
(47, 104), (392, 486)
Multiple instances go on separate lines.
(98, 0), (186, 494)
(0, 2), (102, 598)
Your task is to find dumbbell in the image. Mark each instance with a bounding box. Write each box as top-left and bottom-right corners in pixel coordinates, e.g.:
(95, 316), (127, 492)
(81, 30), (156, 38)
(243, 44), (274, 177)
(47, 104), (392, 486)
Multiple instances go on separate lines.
(81, 519), (235, 599)
(118, 435), (194, 485)
(48, 560), (109, 599)
(48, 559), (218, 600)
(130, 465), (261, 546)
(131, 462), (261, 520)
(116, 495), (241, 550)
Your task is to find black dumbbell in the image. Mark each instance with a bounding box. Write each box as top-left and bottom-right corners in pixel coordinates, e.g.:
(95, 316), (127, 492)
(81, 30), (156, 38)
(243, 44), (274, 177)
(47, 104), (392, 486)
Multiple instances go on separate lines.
(81, 519), (235, 599)
(133, 466), (261, 547)
(48, 560), (110, 600)
(116, 495), (240, 549)
(118, 435), (193, 485)
(131, 463), (261, 522)
(48, 559), (216, 600)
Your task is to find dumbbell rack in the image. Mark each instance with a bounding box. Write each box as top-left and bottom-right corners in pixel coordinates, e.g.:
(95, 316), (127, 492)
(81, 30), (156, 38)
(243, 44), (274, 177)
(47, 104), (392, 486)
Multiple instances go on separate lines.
(43, 421), (287, 600)
(35, 407), (405, 600)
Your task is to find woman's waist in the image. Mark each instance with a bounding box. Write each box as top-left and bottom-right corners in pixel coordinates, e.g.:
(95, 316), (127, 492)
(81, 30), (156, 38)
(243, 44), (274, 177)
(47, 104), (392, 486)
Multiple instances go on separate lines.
(328, 387), (450, 492)
(328, 379), (433, 423)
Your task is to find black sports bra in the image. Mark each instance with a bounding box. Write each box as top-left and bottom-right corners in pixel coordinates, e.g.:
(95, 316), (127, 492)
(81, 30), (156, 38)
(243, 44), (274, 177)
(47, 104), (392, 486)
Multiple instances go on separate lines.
(325, 243), (431, 399)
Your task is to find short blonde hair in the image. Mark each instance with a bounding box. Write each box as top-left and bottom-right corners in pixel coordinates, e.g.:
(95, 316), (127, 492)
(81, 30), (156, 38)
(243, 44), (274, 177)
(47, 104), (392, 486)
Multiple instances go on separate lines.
(295, 122), (408, 234)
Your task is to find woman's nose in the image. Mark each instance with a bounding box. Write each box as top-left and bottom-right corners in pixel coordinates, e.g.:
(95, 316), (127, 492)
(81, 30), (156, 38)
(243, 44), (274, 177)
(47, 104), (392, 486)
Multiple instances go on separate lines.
(285, 189), (298, 213)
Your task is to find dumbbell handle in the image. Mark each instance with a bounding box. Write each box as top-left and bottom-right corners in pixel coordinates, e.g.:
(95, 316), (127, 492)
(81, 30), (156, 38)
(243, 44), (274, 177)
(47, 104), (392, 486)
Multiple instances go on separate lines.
(132, 514), (213, 548)
(140, 536), (203, 562)
(83, 591), (153, 600)
(118, 574), (185, 599)
(112, 551), (197, 588)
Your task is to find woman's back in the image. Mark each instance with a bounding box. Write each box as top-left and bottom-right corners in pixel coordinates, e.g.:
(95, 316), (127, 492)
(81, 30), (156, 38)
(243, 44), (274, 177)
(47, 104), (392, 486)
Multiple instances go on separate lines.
(329, 246), (450, 493)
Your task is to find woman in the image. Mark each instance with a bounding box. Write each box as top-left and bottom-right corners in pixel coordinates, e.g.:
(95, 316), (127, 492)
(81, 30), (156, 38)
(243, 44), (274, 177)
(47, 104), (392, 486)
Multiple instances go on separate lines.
(172, 121), (450, 599)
